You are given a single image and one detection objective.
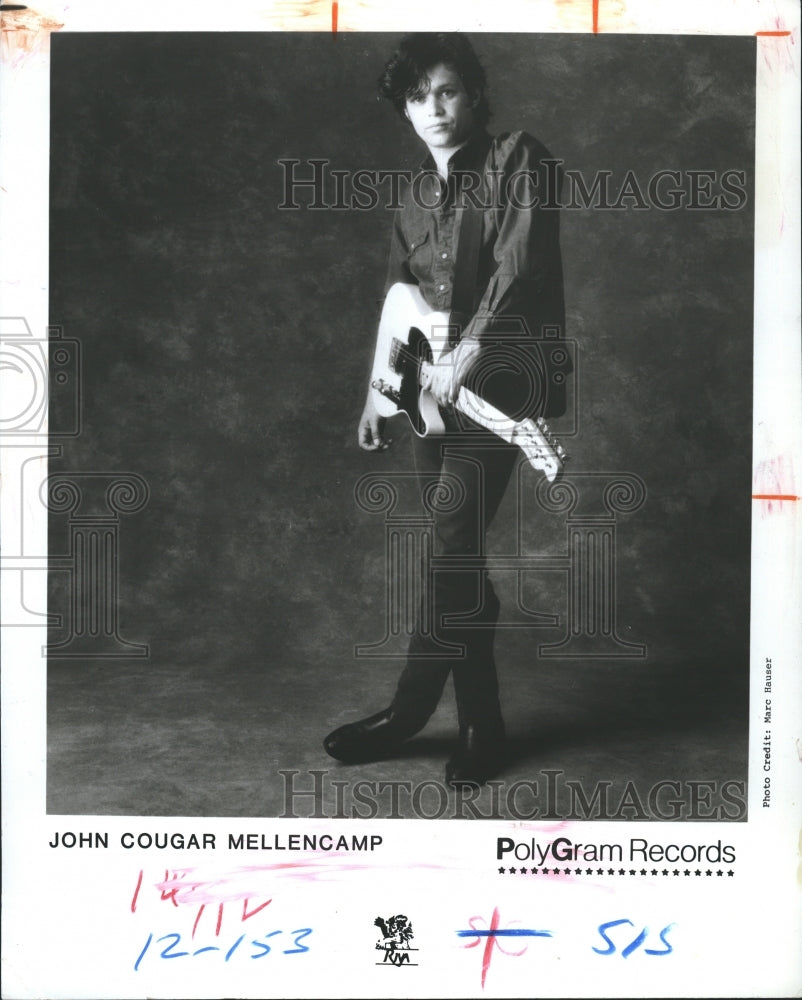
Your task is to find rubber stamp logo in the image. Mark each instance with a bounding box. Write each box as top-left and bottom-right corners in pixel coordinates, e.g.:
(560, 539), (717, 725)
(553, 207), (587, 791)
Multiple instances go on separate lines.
(374, 914), (417, 966)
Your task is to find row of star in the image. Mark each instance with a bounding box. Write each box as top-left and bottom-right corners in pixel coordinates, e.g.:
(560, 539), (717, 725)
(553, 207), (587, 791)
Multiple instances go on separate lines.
(497, 866), (736, 877)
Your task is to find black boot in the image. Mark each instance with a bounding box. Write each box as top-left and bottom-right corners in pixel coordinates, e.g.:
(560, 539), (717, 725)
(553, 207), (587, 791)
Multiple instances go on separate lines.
(323, 708), (427, 764)
(445, 720), (507, 787)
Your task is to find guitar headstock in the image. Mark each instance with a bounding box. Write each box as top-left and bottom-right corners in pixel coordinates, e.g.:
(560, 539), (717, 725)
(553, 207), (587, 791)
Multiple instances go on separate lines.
(511, 417), (567, 482)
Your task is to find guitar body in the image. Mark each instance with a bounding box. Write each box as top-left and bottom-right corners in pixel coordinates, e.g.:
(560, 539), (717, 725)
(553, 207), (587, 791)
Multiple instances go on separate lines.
(370, 282), (452, 436)
(370, 282), (566, 482)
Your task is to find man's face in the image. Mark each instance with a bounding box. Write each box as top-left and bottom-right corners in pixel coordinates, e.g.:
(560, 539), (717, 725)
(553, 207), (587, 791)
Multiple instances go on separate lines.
(404, 63), (475, 152)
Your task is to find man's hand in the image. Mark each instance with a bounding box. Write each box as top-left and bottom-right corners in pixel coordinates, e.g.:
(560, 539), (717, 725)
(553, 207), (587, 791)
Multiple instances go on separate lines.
(358, 393), (390, 450)
(424, 338), (482, 409)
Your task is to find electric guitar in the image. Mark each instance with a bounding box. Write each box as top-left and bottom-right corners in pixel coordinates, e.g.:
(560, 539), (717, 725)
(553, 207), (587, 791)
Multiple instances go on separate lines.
(369, 282), (566, 482)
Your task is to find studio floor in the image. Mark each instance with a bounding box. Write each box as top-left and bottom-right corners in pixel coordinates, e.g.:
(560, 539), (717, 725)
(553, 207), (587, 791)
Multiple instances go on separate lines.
(47, 625), (749, 822)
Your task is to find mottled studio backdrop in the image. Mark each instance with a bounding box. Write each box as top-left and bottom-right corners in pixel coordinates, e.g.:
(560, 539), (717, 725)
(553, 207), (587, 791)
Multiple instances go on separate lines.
(48, 33), (754, 816)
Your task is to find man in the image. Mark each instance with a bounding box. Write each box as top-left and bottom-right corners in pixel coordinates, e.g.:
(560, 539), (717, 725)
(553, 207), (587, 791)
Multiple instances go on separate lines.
(324, 33), (566, 786)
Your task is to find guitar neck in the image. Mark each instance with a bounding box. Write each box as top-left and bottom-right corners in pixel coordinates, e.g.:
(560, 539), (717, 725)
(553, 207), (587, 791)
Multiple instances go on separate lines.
(453, 387), (517, 443)
(454, 386), (565, 483)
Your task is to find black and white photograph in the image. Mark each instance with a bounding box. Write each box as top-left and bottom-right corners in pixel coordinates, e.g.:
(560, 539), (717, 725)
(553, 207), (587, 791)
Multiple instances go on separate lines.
(46, 29), (754, 820)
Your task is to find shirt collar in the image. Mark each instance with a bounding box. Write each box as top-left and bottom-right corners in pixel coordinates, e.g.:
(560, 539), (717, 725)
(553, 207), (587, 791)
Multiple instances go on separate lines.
(418, 129), (493, 175)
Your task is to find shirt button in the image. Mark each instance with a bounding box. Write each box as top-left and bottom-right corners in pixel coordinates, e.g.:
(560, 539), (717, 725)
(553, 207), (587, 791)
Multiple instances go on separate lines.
(438, 284), (445, 291)
(441, 252), (448, 259)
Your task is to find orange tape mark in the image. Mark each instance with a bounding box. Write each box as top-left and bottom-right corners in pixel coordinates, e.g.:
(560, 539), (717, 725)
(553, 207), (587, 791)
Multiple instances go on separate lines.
(332, 1), (338, 34)
(592, 0), (599, 33)
(752, 494), (799, 501)
(754, 30), (792, 36)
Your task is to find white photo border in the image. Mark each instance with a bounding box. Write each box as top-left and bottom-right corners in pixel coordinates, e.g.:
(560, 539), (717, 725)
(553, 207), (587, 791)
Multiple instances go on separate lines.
(1, 2), (800, 998)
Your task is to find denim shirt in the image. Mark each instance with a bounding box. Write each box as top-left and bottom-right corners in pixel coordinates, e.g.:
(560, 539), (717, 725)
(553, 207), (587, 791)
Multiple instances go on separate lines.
(385, 129), (566, 346)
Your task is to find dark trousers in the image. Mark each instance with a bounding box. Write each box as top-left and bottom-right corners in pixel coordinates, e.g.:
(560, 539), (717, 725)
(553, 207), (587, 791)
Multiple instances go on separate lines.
(390, 413), (519, 729)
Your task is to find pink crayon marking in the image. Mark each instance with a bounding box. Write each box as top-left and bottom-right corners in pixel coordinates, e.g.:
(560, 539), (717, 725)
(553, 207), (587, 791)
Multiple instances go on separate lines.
(242, 898), (273, 921)
(160, 868), (181, 907)
(135, 856), (451, 915)
(461, 907), (539, 990)
(753, 457), (798, 515)
(130, 870), (143, 913)
(153, 859), (446, 904)
(755, 19), (796, 72)
(137, 871), (276, 938)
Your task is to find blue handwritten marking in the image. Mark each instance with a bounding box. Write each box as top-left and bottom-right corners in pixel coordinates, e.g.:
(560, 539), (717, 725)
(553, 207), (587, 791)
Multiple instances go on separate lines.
(134, 933), (153, 972)
(456, 928), (552, 938)
(593, 918), (633, 954)
(159, 933), (189, 959)
(644, 923), (676, 956)
(284, 928), (313, 953)
(134, 929), (314, 970)
(225, 934), (245, 961)
(250, 936), (274, 959)
(249, 930), (281, 959)
(593, 920), (675, 958)
(621, 927), (649, 959)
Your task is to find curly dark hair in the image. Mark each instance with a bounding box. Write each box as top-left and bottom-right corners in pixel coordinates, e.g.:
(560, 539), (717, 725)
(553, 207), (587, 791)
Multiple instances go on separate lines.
(377, 33), (490, 128)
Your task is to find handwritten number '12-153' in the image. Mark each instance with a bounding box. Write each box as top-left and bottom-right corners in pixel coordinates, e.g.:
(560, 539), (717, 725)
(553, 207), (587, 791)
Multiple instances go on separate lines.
(134, 928), (313, 970)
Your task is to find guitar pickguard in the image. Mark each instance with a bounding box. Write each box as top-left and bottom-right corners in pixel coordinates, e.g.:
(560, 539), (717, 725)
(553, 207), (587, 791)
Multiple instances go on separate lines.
(391, 326), (432, 435)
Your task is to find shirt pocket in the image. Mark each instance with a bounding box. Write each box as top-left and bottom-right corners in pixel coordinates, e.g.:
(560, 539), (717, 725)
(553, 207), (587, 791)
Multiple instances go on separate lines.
(405, 230), (433, 284)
